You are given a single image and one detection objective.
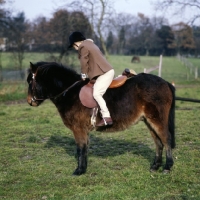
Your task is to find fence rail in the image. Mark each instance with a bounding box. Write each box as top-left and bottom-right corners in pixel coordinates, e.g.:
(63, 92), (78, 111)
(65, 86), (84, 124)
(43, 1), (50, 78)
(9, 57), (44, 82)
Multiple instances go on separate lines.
(177, 55), (199, 79)
(144, 55), (162, 77)
(144, 66), (159, 73)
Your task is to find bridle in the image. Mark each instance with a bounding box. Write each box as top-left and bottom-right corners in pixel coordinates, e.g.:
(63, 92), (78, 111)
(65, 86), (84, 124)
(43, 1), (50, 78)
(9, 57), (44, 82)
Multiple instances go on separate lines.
(30, 73), (45, 103)
(30, 73), (82, 105)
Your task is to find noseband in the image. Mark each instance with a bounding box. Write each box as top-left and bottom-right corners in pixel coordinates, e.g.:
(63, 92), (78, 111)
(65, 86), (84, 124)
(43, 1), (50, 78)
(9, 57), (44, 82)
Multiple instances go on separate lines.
(30, 73), (81, 105)
(30, 73), (45, 105)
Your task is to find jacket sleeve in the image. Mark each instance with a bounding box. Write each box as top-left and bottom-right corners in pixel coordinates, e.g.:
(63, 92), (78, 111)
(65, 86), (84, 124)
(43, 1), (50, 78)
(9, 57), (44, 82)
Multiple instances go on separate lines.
(79, 46), (89, 75)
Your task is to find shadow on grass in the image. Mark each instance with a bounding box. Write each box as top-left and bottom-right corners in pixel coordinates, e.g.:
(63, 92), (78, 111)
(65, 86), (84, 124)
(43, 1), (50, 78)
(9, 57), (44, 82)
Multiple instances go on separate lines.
(45, 134), (154, 164)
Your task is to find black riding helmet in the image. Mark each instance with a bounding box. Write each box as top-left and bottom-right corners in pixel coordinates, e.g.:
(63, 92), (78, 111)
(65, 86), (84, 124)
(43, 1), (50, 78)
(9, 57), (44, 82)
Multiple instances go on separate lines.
(68, 31), (86, 48)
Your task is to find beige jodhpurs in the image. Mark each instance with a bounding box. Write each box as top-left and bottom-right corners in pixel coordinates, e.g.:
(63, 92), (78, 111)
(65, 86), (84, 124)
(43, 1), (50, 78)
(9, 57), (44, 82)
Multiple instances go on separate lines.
(93, 69), (115, 118)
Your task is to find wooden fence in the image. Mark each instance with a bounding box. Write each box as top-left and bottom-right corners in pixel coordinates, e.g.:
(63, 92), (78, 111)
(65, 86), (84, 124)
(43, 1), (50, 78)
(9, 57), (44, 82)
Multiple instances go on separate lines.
(144, 55), (162, 77)
(177, 55), (199, 79)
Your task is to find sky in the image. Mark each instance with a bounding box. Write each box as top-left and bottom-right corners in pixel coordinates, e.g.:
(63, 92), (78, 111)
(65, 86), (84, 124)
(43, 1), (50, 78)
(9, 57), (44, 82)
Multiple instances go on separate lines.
(3, 0), (192, 25)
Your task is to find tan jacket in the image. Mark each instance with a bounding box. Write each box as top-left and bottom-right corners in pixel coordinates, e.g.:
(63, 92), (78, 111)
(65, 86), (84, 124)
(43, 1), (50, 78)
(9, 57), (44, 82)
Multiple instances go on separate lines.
(78, 39), (113, 80)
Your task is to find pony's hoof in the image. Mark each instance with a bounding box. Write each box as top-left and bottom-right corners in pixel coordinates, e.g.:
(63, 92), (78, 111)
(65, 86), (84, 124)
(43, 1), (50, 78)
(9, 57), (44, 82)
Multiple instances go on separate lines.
(150, 168), (157, 173)
(150, 164), (160, 172)
(163, 169), (170, 174)
(72, 168), (86, 176)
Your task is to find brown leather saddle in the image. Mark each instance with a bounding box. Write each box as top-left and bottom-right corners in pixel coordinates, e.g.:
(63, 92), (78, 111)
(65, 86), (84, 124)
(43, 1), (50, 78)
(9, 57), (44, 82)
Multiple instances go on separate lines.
(79, 68), (137, 108)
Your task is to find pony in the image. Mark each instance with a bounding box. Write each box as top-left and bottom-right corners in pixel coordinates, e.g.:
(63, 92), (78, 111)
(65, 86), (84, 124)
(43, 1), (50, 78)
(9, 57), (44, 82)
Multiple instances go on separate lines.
(131, 56), (140, 63)
(26, 61), (175, 175)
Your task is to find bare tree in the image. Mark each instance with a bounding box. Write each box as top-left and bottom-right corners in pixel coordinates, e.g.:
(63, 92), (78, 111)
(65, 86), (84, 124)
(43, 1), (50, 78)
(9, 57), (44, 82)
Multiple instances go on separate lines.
(0, 50), (2, 81)
(7, 12), (28, 78)
(48, 9), (92, 62)
(153, 0), (200, 24)
(0, 0), (5, 19)
(0, 0), (4, 81)
(28, 16), (51, 52)
(111, 13), (137, 54)
(67, 0), (115, 58)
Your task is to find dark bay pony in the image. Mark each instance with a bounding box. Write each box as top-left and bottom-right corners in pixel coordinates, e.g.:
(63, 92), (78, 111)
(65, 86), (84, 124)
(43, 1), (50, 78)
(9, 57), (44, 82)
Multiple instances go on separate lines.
(27, 61), (175, 175)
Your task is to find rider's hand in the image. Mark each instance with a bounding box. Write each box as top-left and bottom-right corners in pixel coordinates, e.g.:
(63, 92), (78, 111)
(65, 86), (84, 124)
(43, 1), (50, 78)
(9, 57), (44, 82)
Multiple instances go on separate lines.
(81, 73), (87, 81)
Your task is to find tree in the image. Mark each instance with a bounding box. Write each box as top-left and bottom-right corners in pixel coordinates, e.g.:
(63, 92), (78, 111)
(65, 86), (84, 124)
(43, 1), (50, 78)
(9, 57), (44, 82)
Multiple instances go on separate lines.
(171, 22), (196, 55)
(125, 14), (170, 56)
(48, 9), (71, 62)
(110, 12), (137, 55)
(0, 0), (10, 81)
(6, 12), (28, 77)
(156, 25), (176, 56)
(67, 0), (114, 58)
(153, 0), (200, 24)
(118, 26), (126, 55)
(25, 8), (92, 64)
(48, 9), (92, 62)
(135, 13), (154, 56)
(193, 26), (200, 56)
(0, 47), (2, 81)
(106, 31), (114, 53)
(28, 16), (51, 52)
(0, 0), (7, 24)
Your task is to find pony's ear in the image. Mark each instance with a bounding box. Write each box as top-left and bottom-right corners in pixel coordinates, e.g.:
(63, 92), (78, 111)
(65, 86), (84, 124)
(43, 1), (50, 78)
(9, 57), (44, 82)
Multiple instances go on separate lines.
(30, 62), (37, 73)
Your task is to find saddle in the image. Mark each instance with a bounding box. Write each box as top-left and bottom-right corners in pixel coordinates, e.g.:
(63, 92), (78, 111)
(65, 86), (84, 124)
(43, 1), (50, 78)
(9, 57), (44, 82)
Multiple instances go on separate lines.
(79, 68), (137, 108)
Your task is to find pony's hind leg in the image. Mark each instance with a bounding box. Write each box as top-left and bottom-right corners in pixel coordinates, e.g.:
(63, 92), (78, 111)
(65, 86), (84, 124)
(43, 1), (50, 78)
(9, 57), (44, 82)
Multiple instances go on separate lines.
(163, 141), (174, 173)
(149, 130), (163, 172)
(155, 127), (174, 173)
(145, 119), (174, 173)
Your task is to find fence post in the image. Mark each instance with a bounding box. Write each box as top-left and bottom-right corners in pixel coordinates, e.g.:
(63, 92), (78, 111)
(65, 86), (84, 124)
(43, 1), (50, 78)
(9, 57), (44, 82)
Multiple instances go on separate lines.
(195, 67), (198, 79)
(158, 55), (162, 77)
(190, 67), (193, 74)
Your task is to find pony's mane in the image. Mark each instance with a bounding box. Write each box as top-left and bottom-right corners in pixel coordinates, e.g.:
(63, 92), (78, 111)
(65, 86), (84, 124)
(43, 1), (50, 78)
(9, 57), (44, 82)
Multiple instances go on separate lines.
(37, 62), (78, 77)
(36, 62), (80, 84)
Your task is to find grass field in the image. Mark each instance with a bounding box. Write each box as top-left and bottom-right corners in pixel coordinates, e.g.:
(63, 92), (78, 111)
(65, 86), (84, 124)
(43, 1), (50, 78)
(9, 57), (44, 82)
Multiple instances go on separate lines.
(0, 54), (200, 199)
(1, 53), (199, 102)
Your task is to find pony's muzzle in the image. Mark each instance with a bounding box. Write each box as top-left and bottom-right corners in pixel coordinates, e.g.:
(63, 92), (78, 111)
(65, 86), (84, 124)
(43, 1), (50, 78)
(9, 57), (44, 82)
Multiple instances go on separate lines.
(27, 96), (38, 106)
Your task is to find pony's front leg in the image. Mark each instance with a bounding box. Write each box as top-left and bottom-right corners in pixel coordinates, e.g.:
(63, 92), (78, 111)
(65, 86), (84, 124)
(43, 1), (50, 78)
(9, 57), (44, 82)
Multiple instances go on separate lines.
(72, 130), (89, 176)
(73, 144), (88, 175)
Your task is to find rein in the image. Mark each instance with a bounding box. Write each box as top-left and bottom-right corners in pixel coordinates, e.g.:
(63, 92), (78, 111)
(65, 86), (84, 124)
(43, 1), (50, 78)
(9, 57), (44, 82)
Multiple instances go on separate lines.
(53, 80), (82, 99)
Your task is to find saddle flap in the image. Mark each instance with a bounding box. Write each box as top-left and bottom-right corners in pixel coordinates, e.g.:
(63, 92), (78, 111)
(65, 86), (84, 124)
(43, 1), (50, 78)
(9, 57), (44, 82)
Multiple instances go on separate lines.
(79, 83), (98, 108)
(109, 75), (127, 88)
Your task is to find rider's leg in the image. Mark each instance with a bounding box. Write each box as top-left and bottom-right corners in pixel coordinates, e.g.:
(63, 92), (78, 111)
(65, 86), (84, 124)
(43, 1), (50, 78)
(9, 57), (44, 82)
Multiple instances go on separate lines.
(93, 69), (114, 120)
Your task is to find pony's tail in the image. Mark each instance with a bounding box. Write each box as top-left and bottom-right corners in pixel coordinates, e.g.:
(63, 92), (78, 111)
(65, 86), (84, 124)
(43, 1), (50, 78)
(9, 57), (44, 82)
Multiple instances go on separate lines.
(168, 82), (176, 149)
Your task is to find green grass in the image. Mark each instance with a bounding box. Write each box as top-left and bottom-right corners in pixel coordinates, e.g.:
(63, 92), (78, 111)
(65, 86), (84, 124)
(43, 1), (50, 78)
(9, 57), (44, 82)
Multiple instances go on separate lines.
(188, 57), (200, 67)
(0, 54), (200, 199)
(0, 81), (27, 102)
(0, 101), (200, 199)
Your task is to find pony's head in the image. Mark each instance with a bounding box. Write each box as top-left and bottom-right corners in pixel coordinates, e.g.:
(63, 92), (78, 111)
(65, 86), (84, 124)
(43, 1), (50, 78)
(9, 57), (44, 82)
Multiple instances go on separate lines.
(27, 61), (81, 106)
(27, 62), (50, 106)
